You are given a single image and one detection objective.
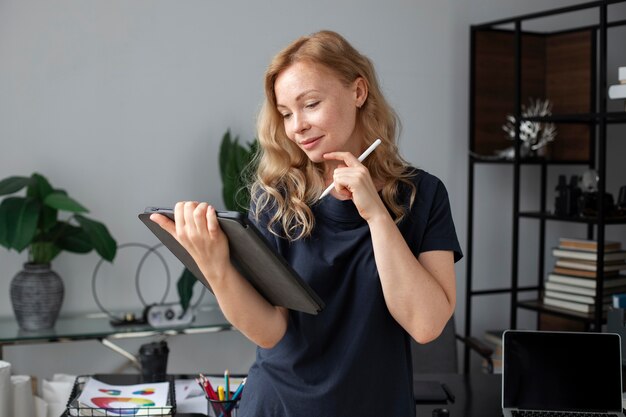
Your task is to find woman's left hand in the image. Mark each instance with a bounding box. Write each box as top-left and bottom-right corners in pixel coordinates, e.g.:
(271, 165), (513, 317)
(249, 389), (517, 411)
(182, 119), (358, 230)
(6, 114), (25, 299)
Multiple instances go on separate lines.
(322, 151), (388, 222)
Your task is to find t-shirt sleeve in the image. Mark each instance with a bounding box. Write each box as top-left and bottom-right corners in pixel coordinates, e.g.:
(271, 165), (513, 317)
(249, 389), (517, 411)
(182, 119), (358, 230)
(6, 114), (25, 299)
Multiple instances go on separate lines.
(419, 177), (463, 263)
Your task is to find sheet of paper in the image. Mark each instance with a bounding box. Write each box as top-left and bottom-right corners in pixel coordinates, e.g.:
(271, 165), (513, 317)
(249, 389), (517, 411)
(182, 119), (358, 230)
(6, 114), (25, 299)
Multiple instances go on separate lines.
(76, 378), (170, 416)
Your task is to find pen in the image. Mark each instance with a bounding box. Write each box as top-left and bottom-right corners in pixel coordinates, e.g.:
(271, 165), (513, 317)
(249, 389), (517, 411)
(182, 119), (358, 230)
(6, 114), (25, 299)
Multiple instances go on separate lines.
(224, 369), (230, 401)
(318, 138), (382, 200)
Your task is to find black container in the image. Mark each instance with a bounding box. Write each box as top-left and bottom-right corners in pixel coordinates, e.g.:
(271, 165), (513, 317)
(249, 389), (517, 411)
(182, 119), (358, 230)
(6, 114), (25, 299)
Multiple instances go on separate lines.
(139, 341), (169, 382)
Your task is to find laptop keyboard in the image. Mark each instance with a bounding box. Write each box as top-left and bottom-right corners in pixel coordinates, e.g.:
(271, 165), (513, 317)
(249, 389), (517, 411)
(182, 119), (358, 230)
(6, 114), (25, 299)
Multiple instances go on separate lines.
(511, 412), (619, 417)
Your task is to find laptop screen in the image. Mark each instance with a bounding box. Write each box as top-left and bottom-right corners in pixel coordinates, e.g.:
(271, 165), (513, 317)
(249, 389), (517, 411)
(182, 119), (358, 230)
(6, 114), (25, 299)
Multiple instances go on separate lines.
(503, 331), (623, 412)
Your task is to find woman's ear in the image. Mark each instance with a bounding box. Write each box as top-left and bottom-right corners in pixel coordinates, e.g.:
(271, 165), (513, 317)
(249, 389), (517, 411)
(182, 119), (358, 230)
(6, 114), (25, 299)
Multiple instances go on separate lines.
(354, 77), (368, 108)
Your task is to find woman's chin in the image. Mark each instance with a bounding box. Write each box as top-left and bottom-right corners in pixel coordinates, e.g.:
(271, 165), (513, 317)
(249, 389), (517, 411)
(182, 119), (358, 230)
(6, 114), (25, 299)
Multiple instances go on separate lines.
(303, 151), (324, 164)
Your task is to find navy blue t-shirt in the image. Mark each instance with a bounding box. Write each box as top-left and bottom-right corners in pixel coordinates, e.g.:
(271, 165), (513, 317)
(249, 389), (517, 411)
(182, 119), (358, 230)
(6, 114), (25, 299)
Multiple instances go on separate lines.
(239, 169), (462, 417)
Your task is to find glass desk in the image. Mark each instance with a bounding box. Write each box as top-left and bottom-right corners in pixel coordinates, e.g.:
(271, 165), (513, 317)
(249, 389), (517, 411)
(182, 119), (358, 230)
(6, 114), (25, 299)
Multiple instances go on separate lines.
(0, 306), (232, 361)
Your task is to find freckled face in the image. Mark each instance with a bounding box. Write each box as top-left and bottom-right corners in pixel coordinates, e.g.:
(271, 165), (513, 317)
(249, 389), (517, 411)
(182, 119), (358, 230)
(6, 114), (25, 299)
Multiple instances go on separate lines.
(274, 61), (364, 164)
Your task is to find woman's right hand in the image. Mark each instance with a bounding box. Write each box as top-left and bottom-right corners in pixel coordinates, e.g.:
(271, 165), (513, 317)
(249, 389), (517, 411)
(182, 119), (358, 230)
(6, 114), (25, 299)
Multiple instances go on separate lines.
(150, 201), (231, 285)
(151, 201), (289, 348)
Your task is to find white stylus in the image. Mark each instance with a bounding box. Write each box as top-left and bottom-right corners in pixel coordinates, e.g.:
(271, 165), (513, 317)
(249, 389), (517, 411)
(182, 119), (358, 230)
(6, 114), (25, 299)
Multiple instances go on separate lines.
(318, 138), (382, 200)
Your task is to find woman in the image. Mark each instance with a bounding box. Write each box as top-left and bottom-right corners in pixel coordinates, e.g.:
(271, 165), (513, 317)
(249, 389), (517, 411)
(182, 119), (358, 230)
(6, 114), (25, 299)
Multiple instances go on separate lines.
(152, 30), (461, 416)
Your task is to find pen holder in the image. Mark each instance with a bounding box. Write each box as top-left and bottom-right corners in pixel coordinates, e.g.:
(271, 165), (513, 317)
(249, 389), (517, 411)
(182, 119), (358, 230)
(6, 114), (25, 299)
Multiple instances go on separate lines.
(207, 397), (241, 417)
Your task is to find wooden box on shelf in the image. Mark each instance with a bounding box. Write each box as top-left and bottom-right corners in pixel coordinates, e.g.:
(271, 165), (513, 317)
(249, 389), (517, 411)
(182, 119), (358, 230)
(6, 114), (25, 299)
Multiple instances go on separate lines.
(473, 28), (593, 161)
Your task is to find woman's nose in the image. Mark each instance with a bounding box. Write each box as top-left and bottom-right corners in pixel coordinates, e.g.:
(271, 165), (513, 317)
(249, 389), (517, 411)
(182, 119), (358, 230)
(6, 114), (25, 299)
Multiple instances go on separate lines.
(292, 113), (310, 134)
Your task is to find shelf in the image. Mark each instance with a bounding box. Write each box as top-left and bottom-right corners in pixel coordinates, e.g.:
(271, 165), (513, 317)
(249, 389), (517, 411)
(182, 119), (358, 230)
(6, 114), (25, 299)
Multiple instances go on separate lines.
(522, 112), (626, 124)
(470, 156), (591, 165)
(470, 285), (540, 296)
(606, 112), (626, 123)
(518, 211), (626, 224)
(474, 1), (626, 30)
(465, 0), (625, 373)
(517, 299), (606, 323)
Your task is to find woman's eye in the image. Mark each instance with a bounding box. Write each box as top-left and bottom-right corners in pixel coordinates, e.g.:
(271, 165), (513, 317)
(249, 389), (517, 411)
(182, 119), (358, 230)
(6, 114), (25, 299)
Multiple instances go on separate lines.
(281, 113), (292, 120)
(305, 101), (319, 109)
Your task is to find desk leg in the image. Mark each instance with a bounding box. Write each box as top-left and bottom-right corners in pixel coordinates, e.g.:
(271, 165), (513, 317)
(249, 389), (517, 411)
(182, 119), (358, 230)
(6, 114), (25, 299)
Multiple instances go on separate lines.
(100, 338), (141, 369)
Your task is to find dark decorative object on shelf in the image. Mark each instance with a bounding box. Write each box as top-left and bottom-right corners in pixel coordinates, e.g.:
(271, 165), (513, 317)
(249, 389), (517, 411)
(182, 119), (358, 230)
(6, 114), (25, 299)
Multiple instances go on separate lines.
(579, 191), (616, 217)
(10, 263), (64, 331)
(554, 175), (582, 217)
(618, 186), (626, 215)
(575, 169), (617, 217)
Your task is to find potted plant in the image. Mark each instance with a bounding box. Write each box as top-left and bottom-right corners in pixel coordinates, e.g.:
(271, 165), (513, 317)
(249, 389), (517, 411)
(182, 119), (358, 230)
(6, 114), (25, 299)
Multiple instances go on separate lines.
(177, 130), (258, 312)
(0, 172), (117, 330)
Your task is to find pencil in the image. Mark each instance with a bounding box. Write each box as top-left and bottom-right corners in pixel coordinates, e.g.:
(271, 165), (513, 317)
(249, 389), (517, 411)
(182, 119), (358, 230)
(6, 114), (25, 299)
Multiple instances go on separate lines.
(199, 373), (218, 401)
(318, 138), (382, 200)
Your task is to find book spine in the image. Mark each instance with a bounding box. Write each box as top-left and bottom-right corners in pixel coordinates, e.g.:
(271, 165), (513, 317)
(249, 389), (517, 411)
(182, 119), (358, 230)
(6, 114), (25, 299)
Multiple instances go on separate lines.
(552, 248), (626, 261)
(554, 260), (626, 272)
(548, 274), (596, 288)
(544, 289), (611, 304)
(558, 238), (621, 252)
(545, 281), (594, 296)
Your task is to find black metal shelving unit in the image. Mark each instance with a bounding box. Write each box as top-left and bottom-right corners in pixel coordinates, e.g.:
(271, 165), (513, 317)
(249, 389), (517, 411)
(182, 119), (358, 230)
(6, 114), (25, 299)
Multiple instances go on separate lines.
(464, 0), (626, 373)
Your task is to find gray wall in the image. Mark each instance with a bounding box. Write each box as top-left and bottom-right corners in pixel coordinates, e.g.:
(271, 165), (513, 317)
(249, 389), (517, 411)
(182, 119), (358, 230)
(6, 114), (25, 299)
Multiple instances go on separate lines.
(1, 0), (625, 380)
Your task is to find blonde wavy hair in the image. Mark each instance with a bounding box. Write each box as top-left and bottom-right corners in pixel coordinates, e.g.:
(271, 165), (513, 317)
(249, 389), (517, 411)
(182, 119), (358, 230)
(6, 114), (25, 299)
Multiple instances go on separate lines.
(251, 30), (416, 240)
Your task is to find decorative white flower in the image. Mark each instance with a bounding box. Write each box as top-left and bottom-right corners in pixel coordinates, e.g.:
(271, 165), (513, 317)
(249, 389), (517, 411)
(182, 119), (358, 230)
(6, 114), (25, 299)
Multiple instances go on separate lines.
(502, 98), (557, 155)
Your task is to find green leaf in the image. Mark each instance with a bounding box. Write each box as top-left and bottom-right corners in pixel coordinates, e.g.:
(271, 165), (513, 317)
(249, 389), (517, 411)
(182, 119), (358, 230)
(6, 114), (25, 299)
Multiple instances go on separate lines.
(39, 205), (58, 232)
(31, 176), (58, 230)
(220, 135), (236, 209)
(0, 176), (31, 196)
(219, 130), (233, 181)
(1, 197), (40, 252)
(25, 174), (58, 232)
(219, 130), (257, 212)
(56, 224), (93, 253)
(44, 192), (88, 213)
(26, 173), (54, 200)
(177, 268), (198, 313)
(74, 214), (117, 261)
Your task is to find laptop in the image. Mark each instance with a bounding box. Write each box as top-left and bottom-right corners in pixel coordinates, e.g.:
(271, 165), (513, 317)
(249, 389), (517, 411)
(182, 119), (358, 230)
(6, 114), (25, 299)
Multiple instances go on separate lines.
(502, 330), (625, 417)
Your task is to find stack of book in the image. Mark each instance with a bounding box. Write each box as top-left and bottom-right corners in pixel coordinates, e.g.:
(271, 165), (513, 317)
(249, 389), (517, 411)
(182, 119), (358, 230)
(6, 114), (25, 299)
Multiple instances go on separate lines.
(543, 238), (626, 313)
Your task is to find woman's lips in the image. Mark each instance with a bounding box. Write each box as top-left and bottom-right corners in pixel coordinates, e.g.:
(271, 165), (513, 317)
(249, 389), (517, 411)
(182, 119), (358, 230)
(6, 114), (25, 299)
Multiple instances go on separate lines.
(300, 136), (322, 150)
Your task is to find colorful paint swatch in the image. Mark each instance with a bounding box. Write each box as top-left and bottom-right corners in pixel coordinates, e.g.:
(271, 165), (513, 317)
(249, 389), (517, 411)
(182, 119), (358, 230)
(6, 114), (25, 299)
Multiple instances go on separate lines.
(91, 397), (155, 415)
(99, 389), (121, 395)
(132, 388), (155, 395)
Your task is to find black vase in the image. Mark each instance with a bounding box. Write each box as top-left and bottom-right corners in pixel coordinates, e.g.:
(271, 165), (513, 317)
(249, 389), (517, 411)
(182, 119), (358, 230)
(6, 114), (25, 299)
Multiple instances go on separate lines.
(10, 263), (64, 331)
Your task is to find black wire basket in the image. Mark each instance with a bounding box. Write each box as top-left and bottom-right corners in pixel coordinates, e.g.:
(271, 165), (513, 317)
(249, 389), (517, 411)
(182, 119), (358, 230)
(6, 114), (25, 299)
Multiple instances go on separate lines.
(65, 375), (176, 416)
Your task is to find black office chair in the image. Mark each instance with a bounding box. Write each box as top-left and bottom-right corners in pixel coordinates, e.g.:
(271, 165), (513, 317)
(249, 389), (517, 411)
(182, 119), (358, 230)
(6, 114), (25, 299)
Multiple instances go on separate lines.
(410, 316), (494, 374)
